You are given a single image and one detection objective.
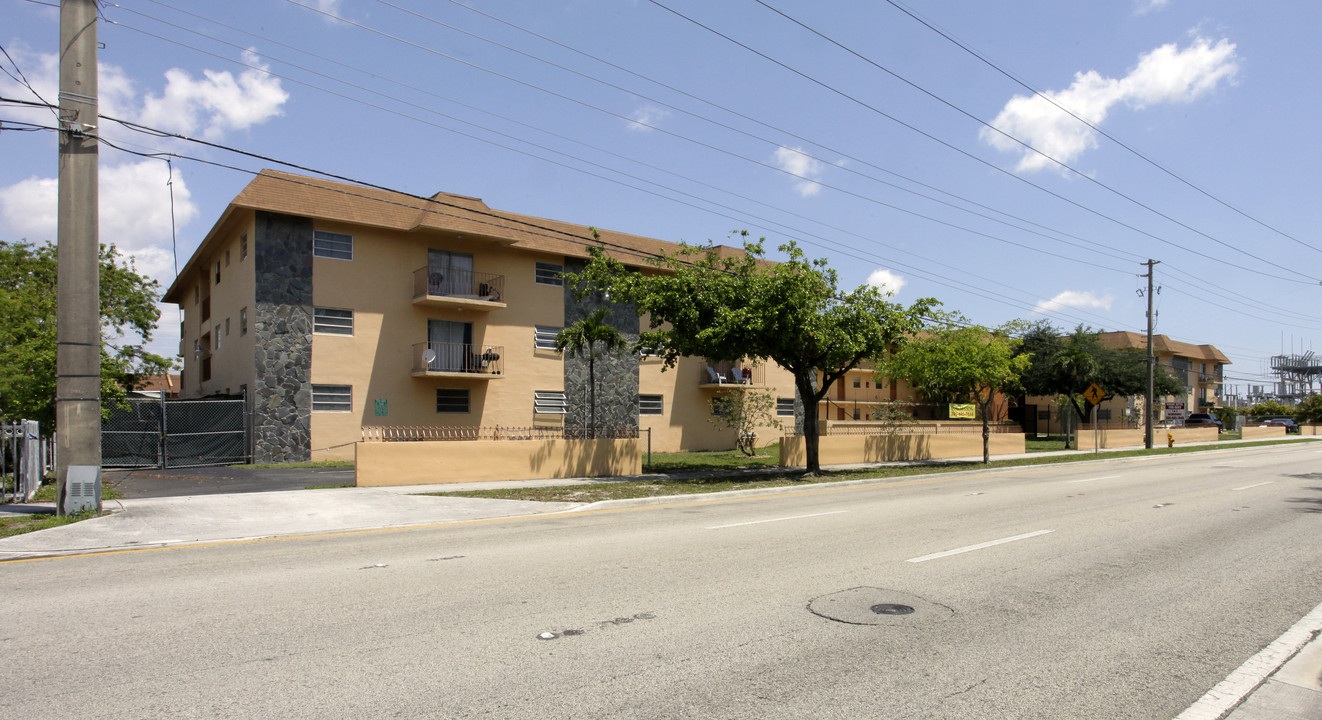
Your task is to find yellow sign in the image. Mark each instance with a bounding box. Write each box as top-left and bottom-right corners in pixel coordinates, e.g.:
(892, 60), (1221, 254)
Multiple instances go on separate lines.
(949, 403), (976, 419)
(1084, 383), (1105, 405)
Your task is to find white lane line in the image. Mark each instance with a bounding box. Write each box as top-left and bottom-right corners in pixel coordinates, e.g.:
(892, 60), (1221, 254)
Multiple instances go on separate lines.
(906, 530), (1054, 563)
(1066, 475), (1118, 484)
(706, 511), (847, 530)
(1232, 481), (1274, 491)
(1176, 599), (1322, 720)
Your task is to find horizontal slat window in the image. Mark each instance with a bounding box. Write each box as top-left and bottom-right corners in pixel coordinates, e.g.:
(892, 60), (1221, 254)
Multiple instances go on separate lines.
(313, 230), (353, 260)
(535, 261), (563, 286)
(534, 390), (567, 415)
(312, 385), (352, 412)
(776, 398), (796, 417)
(639, 394), (663, 415)
(313, 307), (353, 335)
(534, 325), (561, 350)
(436, 388), (470, 414)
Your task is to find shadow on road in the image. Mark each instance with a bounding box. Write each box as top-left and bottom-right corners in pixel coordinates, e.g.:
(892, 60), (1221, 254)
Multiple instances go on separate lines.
(1284, 484), (1322, 513)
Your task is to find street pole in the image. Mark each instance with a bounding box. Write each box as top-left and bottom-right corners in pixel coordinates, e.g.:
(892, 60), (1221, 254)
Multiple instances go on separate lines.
(1143, 259), (1159, 450)
(55, 0), (101, 514)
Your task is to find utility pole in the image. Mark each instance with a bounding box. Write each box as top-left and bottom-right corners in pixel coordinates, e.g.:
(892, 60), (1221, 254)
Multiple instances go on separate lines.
(1142, 259), (1159, 450)
(55, 0), (101, 514)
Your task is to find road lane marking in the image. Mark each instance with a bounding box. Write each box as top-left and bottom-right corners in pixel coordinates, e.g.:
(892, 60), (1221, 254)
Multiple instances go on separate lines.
(1066, 475), (1118, 484)
(1232, 481), (1274, 491)
(706, 510), (847, 530)
(906, 530), (1054, 563)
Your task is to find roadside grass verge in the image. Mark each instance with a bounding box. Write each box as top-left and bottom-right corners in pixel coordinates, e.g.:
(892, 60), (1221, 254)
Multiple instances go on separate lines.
(430, 437), (1320, 504)
(0, 510), (100, 539)
(644, 444), (779, 473)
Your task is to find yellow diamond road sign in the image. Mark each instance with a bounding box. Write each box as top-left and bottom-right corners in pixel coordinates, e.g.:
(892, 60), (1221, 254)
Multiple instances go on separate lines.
(1084, 383), (1105, 405)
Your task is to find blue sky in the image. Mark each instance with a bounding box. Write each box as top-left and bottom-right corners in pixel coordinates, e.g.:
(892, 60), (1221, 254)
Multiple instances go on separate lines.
(2, 0), (1319, 398)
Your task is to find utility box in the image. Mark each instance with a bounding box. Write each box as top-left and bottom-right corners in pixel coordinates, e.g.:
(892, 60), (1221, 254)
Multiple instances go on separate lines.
(64, 465), (101, 514)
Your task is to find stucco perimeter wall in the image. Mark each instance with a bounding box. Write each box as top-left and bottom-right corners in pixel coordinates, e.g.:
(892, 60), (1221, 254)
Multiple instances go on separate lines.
(779, 433), (1026, 467)
(1075, 427), (1218, 450)
(1240, 425), (1288, 439)
(355, 439), (641, 486)
(1303, 424), (1322, 436)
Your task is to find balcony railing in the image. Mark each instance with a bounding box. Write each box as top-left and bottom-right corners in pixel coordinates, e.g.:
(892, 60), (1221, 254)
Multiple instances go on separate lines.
(412, 267), (505, 306)
(411, 342), (504, 376)
(700, 361), (766, 387)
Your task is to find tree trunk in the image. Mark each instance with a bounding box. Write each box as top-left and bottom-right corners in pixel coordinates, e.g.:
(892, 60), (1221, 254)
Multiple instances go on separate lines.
(981, 404), (991, 464)
(797, 374), (821, 475)
(588, 353), (596, 440)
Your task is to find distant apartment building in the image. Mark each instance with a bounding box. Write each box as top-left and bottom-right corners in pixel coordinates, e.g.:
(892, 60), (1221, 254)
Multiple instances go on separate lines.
(162, 170), (799, 463)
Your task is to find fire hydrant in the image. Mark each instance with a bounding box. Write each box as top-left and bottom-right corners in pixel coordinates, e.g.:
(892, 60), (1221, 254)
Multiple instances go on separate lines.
(1167, 431), (1174, 448)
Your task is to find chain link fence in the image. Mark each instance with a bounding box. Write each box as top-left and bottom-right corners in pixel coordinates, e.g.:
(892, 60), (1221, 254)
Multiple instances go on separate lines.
(103, 397), (249, 468)
(1, 420), (45, 503)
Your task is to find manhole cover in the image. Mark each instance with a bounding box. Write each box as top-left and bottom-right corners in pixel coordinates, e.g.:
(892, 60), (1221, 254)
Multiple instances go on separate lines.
(871, 603), (915, 615)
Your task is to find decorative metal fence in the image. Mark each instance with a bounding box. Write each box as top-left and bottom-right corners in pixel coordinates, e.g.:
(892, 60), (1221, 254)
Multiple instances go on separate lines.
(102, 397), (249, 468)
(362, 425), (641, 442)
(787, 421), (1022, 437)
(1, 420), (45, 503)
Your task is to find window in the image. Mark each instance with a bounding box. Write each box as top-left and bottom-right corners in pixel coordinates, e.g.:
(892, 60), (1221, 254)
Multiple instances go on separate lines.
(853, 408), (861, 420)
(639, 394), (663, 415)
(312, 385), (352, 412)
(852, 376), (861, 388)
(776, 398), (796, 416)
(436, 388), (470, 414)
(313, 230), (353, 260)
(240, 234), (248, 260)
(193, 284), (199, 304)
(534, 390), (567, 415)
(224, 318), (230, 336)
(313, 307), (354, 335)
(534, 325), (561, 350)
(1097, 408), (1113, 420)
(225, 249), (231, 267)
(240, 307), (248, 336)
(214, 324), (222, 350)
(215, 261), (221, 284)
(535, 261), (563, 286)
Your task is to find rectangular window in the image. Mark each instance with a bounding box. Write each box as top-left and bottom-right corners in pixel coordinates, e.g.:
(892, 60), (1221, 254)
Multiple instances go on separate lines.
(436, 388), (470, 414)
(225, 249), (231, 267)
(534, 390), (568, 415)
(534, 325), (561, 350)
(312, 385), (353, 412)
(224, 318), (230, 336)
(214, 261), (221, 285)
(240, 234), (248, 260)
(313, 307), (354, 335)
(535, 261), (563, 286)
(214, 324), (222, 350)
(313, 230), (353, 260)
(639, 394), (663, 415)
(240, 307), (248, 336)
(1097, 408), (1113, 420)
(776, 398), (796, 416)
(852, 376), (861, 388)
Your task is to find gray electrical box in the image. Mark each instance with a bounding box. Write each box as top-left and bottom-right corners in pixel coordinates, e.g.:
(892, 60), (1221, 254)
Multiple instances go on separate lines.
(64, 465), (101, 514)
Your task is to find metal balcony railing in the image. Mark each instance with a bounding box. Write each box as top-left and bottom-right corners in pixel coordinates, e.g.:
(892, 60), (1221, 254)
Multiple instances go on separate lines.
(412, 267), (505, 303)
(700, 361), (766, 386)
(411, 342), (504, 375)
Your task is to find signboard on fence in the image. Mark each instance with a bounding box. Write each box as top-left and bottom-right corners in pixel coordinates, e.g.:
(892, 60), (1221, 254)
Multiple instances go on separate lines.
(1165, 401), (1186, 423)
(949, 403), (976, 420)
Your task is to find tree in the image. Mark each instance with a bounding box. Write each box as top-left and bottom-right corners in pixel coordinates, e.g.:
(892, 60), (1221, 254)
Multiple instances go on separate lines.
(554, 307), (628, 438)
(576, 236), (935, 474)
(0, 240), (174, 428)
(1248, 399), (1294, 420)
(881, 319), (1030, 463)
(708, 389), (779, 456)
(1295, 395), (1322, 424)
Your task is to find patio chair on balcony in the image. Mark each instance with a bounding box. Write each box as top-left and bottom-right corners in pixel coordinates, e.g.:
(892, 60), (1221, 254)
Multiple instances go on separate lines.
(706, 366), (727, 384)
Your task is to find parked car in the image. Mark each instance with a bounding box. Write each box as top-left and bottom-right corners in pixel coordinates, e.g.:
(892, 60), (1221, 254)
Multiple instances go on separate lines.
(1261, 417), (1300, 434)
(1184, 412), (1223, 433)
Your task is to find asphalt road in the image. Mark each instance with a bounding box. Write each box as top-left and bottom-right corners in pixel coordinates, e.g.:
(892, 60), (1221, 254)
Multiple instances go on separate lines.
(103, 465), (356, 497)
(4, 444), (1321, 718)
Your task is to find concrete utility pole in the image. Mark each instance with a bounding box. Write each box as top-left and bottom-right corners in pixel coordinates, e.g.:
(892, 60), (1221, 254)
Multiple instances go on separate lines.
(55, 0), (101, 514)
(1142, 259), (1159, 450)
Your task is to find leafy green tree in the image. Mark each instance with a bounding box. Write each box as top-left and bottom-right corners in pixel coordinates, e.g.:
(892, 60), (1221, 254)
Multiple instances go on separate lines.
(0, 240), (174, 428)
(575, 236), (935, 474)
(1295, 395), (1322, 424)
(1248, 399), (1294, 420)
(554, 307), (628, 438)
(881, 319), (1030, 463)
(708, 389), (779, 456)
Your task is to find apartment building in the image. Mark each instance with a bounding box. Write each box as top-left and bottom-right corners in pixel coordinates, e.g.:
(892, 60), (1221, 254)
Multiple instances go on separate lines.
(163, 170), (798, 463)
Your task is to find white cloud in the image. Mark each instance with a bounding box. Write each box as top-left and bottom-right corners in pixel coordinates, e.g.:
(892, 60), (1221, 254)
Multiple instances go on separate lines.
(626, 105), (670, 132)
(1136, 0), (1171, 15)
(1033, 290), (1114, 315)
(866, 268), (906, 295)
(138, 50), (289, 139)
(772, 146), (826, 197)
(981, 36), (1237, 172)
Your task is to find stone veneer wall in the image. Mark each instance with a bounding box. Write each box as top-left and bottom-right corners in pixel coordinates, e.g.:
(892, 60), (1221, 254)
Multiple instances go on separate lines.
(562, 258), (640, 432)
(252, 211), (314, 463)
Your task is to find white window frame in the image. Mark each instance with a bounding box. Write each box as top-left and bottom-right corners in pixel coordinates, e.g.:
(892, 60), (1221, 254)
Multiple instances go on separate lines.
(436, 388), (470, 414)
(534, 325), (561, 350)
(639, 394), (663, 415)
(312, 384), (352, 412)
(313, 307), (354, 336)
(776, 398), (796, 417)
(313, 230), (354, 260)
(535, 261), (563, 286)
(534, 390), (567, 415)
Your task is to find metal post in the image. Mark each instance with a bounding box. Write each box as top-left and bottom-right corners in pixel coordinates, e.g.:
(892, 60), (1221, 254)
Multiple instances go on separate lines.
(1143, 259), (1159, 450)
(55, 0), (101, 514)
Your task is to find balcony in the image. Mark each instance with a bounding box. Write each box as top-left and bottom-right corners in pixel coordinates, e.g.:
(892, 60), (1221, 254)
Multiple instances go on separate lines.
(411, 342), (504, 378)
(412, 267), (506, 311)
(699, 361), (766, 388)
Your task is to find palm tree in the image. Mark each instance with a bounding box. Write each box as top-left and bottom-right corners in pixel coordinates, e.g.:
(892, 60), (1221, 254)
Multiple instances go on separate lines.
(555, 308), (628, 438)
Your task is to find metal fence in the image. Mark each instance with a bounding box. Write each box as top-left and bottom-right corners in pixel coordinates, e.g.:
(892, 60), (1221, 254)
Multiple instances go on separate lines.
(362, 425), (641, 442)
(102, 396), (249, 468)
(1, 420), (45, 503)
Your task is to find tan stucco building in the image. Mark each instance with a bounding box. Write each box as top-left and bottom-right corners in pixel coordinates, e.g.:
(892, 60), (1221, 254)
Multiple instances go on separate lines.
(163, 170), (798, 463)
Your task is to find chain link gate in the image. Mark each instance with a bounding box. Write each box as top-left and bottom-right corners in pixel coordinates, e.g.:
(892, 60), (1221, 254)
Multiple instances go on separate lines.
(102, 396), (250, 468)
(2, 420), (44, 503)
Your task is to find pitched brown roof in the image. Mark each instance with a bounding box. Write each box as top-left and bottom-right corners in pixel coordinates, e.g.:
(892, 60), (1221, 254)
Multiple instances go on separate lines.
(1098, 331), (1231, 364)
